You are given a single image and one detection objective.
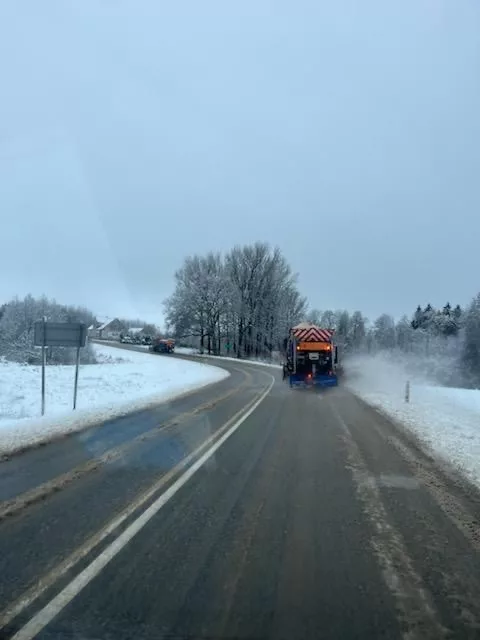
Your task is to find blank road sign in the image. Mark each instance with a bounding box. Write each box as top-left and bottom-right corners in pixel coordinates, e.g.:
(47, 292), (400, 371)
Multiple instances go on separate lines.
(34, 322), (87, 348)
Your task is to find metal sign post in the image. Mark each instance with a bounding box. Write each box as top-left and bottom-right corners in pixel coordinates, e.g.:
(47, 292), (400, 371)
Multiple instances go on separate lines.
(73, 346), (81, 410)
(34, 321), (87, 415)
(41, 316), (46, 416)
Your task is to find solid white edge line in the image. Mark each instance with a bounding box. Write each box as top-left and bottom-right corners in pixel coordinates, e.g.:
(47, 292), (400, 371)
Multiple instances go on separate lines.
(12, 375), (275, 640)
(0, 366), (250, 630)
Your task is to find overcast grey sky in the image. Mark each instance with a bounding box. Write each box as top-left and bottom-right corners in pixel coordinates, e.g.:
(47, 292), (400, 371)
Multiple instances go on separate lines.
(1, 1), (479, 324)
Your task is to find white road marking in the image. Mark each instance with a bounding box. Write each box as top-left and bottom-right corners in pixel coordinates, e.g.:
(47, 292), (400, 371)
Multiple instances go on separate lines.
(11, 376), (275, 640)
(0, 368), (253, 629)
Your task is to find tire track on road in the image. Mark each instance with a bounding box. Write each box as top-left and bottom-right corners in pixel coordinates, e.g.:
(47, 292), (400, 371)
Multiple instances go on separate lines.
(329, 400), (447, 640)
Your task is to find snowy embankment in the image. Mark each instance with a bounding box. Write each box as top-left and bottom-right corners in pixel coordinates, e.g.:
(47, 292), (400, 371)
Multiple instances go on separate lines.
(0, 344), (228, 455)
(346, 354), (480, 489)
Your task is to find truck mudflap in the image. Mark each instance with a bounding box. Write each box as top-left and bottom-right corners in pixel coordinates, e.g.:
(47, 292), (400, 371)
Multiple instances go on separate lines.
(289, 373), (338, 388)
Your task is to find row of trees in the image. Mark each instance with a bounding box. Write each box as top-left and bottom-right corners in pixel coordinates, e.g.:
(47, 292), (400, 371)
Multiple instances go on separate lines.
(303, 303), (464, 353)
(0, 295), (98, 364)
(373, 300), (480, 387)
(411, 303), (462, 336)
(164, 243), (306, 360)
(305, 301), (480, 387)
(164, 243), (480, 386)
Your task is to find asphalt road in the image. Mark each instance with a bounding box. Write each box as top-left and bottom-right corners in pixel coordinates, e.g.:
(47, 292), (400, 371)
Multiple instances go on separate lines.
(1, 353), (480, 640)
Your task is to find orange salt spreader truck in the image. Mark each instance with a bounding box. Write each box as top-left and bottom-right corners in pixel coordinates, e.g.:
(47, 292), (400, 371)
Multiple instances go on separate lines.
(283, 322), (338, 388)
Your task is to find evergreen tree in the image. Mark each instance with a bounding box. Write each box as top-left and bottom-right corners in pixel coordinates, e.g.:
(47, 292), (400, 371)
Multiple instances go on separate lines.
(434, 302), (459, 337)
(411, 305), (423, 330)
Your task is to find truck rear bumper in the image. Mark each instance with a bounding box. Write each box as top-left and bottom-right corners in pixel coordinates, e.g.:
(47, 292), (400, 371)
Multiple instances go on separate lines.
(289, 374), (338, 388)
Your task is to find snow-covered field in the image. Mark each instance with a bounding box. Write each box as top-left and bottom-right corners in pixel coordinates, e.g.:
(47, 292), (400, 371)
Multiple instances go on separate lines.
(347, 354), (480, 489)
(0, 345), (228, 455)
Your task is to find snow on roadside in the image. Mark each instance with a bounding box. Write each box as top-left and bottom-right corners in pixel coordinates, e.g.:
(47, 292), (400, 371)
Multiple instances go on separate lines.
(0, 344), (228, 455)
(203, 354), (282, 369)
(175, 348), (282, 369)
(175, 347), (200, 355)
(346, 354), (480, 489)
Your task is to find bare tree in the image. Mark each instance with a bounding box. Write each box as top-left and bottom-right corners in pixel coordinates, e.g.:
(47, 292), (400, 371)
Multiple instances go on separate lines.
(165, 243), (306, 359)
(306, 308), (322, 325)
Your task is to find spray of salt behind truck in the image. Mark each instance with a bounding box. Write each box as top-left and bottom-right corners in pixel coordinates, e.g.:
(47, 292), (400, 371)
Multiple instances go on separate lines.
(284, 322), (339, 388)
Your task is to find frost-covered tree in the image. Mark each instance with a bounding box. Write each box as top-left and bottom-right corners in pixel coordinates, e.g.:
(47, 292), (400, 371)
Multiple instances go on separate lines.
(305, 308), (322, 325)
(373, 313), (396, 350)
(336, 310), (350, 347)
(409, 301), (464, 360)
(349, 311), (366, 351)
(164, 255), (213, 350)
(435, 302), (462, 337)
(395, 315), (415, 351)
(225, 243), (306, 358)
(365, 325), (375, 353)
(141, 323), (158, 336)
(320, 310), (336, 329)
(0, 295), (97, 364)
(462, 294), (480, 384)
(164, 243), (306, 359)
